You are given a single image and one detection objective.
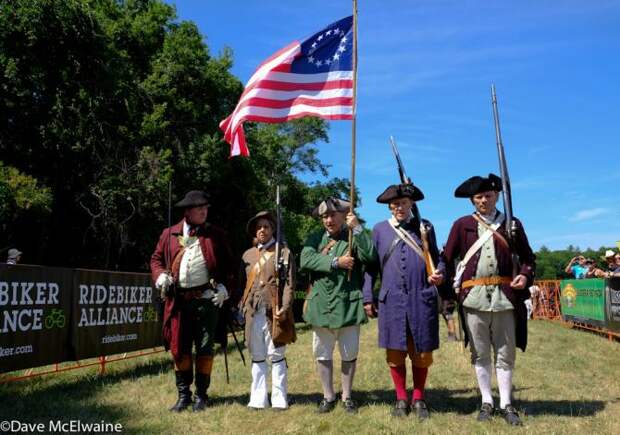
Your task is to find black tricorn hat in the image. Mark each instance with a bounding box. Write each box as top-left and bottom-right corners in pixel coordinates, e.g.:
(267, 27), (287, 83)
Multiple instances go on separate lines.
(376, 183), (424, 203)
(311, 197), (351, 218)
(174, 190), (210, 208)
(246, 211), (277, 235)
(454, 173), (502, 198)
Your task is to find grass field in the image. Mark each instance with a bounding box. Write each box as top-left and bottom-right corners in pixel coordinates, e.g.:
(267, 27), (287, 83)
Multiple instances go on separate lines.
(1, 319), (619, 434)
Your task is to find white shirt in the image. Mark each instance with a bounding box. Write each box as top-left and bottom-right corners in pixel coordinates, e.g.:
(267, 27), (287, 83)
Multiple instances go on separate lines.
(178, 221), (209, 288)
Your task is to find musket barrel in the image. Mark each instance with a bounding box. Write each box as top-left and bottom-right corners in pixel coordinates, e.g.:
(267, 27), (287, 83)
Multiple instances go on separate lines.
(490, 84), (513, 236)
(491, 85), (520, 276)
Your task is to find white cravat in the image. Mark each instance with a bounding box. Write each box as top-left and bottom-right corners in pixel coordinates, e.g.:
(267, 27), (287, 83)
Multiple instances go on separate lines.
(257, 238), (275, 251)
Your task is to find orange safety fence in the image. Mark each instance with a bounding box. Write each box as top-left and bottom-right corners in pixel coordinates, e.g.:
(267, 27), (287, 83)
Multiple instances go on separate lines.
(0, 328), (246, 384)
(0, 347), (165, 384)
(531, 280), (562, 320)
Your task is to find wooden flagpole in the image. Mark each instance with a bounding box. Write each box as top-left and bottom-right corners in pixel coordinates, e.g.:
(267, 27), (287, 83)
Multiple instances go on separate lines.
(348, 0), (358, 274)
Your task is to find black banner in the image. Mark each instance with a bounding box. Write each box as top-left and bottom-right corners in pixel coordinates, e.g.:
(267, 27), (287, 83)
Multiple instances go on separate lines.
(0, 264), (72, 373)
(606, 277), (620, 332)
(72, 269), (162, 359)
(0, 265), (163, 374)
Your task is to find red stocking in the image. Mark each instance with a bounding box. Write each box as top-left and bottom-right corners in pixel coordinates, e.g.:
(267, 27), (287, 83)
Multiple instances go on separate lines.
(389, 365), (408, 401)
(412, 365), (428, 401)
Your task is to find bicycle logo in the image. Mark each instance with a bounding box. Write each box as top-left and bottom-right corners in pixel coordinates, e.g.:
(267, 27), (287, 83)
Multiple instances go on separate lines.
(143, 305), (158, 322)
(44, 309), (66, 329)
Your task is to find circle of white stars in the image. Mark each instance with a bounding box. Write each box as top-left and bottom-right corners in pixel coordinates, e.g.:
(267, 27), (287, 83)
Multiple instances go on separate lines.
(307, 26), (348, 68)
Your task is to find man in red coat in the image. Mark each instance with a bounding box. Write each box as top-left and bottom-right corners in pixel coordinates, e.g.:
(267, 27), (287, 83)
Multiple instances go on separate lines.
(151, 190), (235, 412)
(443, 174), (535, 426)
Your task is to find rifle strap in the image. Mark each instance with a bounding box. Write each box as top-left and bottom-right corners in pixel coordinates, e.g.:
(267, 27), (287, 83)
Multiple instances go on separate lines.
(452, 218), (502, 291)
(388, 218), (426, 264)
(241, 248), (274, 306)
(472, 213), (510, 250)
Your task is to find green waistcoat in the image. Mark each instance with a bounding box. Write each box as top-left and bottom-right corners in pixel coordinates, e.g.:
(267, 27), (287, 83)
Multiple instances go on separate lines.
(300, 227), (376, 329)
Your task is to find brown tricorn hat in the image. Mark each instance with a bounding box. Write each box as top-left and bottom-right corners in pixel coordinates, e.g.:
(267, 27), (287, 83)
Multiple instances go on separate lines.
(246, 211), (277, 236)
(174, 190), (210, 208)
(454, 173), (502, 198)
(376, 183), (424, 203)
(311, 197), (351, 218)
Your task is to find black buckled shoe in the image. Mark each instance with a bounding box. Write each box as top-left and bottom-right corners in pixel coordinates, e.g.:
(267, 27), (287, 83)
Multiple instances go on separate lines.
(500, 404), (523, 426)
(412, 399), (430, 420)
(391, 399), (409, 417)
(316, 398), (337, 414)
(343, 398), (358, 414)
(477, 402), (494, 422)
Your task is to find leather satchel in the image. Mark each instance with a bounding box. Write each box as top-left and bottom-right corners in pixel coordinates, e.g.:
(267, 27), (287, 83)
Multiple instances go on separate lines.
(271, 302), (296, 346)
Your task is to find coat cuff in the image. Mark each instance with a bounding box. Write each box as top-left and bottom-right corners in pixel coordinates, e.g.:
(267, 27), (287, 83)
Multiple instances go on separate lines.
(519, 263), (534, 280)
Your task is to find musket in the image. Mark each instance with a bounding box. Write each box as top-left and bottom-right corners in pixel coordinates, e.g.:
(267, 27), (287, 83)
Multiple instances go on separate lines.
(490, 84), (520, 277)
(389, 136), (435, 276)
(273, 185), (288, 334)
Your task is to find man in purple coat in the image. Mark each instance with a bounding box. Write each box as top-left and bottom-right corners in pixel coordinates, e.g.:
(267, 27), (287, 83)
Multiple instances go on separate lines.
(443, 174), (535, 426)
(363, 183), (450, 419)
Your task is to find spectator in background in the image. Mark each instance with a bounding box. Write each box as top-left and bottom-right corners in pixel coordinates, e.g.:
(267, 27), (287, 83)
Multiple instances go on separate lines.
(584, 258), (597, 277)
(564, 255), (588, 279)
(604, 251), (620, 273)
(6, 248), (22, 265)
(593, 250), (620, 278)
(525, 285), (540, 320)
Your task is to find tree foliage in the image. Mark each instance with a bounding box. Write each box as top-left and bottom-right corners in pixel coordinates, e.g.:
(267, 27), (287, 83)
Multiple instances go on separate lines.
(0, 161), (52, 225)
(0, 0), (351, 269)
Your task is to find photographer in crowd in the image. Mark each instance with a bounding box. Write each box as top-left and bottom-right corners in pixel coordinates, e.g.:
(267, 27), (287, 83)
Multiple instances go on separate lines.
(564, 255), (589, 279)
(592, 250), (620, 279)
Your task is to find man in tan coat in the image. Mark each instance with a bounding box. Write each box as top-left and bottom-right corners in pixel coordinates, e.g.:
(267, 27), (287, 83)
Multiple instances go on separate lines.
(239, 211), (296, 410)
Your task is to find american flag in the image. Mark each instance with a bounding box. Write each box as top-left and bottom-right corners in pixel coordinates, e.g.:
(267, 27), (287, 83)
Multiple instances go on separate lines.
(219, 16), (354, 157)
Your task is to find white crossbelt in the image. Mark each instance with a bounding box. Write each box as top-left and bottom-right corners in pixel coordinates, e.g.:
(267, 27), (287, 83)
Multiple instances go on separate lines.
(453, 213), (503, 291)
(387, 217), (426, 263)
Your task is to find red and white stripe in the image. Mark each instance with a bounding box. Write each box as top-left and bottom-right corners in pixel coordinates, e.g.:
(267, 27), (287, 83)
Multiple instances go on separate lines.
(219, 41), (354, 157)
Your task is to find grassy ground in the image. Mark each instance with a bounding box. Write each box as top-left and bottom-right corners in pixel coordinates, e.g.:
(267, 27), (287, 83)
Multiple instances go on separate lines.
(1, 319), (619, 434)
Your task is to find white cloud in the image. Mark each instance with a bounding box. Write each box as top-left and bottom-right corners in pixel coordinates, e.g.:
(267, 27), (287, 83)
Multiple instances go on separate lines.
(569, 208), (610, 222)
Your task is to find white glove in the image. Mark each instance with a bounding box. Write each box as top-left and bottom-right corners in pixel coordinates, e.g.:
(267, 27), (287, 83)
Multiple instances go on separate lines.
(211, 283), (229, 308)
(155, 273), (174, 298)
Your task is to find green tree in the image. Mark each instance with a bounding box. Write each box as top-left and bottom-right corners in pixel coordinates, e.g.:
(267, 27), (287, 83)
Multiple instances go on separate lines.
(1, 0), (354, 269)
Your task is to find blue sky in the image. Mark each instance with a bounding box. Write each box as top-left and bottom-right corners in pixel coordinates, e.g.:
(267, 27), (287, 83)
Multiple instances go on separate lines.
(169, 0), (620, 251)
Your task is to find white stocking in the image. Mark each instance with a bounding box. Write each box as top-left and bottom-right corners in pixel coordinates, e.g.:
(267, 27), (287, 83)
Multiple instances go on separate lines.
(248, 361), (269, 408)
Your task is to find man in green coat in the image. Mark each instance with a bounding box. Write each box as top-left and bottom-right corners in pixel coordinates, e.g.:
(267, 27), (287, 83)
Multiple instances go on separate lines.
(300, 197), (377, 414)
